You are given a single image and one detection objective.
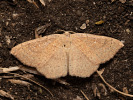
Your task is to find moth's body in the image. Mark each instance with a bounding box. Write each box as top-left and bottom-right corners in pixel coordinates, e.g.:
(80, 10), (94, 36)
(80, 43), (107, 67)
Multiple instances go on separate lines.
(11, 31), (124, 79)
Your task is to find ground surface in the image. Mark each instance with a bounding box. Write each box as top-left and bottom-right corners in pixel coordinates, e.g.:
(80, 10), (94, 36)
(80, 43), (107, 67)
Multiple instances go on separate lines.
(0, 0), (133, 100)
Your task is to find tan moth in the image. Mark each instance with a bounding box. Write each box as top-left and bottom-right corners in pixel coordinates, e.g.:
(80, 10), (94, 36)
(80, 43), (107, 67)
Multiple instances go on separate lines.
(11, 31), (124, 79)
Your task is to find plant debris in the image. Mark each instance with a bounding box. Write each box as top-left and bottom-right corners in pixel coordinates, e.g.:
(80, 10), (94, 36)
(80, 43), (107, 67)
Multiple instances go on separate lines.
(0, 66), (20, 73)
(80, 90), (90, 100)
(39, 0), (46, 6)
(92, 83), (100, 99)
(95, 20), (104, 25)
(7, 79), (31, 86)
(27, 0), (39, 8)
(98, 83), (107, 96)
(97, 70), (133, 97)
(35, 23), (51, 38)
(0, 90), (14, 100)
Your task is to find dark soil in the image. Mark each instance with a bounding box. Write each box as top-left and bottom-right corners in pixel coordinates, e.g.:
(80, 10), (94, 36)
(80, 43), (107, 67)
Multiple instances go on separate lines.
(0, 0), (133, 100)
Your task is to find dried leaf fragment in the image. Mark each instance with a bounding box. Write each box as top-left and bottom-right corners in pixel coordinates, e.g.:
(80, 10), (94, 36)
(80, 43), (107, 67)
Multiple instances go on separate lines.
(95, 20), (104, 25)
(35, 23), (51, 38)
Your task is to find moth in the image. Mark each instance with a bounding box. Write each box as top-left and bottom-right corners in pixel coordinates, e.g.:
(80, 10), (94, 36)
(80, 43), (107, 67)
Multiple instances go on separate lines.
(11, 31), (124, 79)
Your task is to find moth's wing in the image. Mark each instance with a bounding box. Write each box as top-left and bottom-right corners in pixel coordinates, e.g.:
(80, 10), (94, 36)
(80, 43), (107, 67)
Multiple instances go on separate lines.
(69, 33), (124, 77)
(11, 34), (68, 79)
(37, 47), (68, 79)
(69, 44), (99, 77)
(11, 34), (60, 68)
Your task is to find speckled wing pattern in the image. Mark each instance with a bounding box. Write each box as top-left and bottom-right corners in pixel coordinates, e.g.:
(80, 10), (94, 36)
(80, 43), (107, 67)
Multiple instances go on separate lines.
(11, 34), (68, 79)
(69, 33), (124, 77)
(11, 32), (124, 79)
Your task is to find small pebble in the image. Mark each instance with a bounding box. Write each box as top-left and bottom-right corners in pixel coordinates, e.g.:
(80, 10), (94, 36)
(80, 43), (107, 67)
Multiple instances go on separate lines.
(6, 22), (9, 26)
(80, 23), (86, 30)
(5, 36), (11, 45)
(12, 13), (19, 19)
(126, 29), (130, 33)
(85, 20), (90, 26)
(121, 40), (125, 44)
(73, 96), (83, 100)
(119, 0), (126, 3)
(93, 2), (96, 5)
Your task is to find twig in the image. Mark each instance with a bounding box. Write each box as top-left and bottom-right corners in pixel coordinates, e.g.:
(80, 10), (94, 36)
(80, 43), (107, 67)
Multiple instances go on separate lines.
(97, 70), (133, 97)
(0, 90), (14, 100)
(27, 0), (39, 8)
(98, 83), (107, 96)
(7, 79), (31, 86)
(0, 75), (17, 79)
(54, 79), (70, 86)
(80, 90), (90, 100)
(8, 73), (53, 96)
(92, 83), (100, 98)
(20, 65), (41, 75)
(0, 66), (20, 73)
(33, 1), (39, 8)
